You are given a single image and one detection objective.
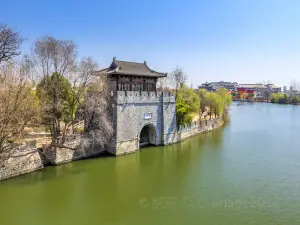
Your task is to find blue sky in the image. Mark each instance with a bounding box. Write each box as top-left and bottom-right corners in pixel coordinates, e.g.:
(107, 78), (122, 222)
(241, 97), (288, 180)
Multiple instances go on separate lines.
(2, 0), (300, 87)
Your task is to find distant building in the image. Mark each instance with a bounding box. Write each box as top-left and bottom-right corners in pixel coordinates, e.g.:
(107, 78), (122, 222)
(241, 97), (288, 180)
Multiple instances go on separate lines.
(198, 81), (282, 101)
(198, 81), (238, 92)
(239, 83), (281, 93)
(239, 84), (267, 92)
(198, 82), (222, 92)
(266, 84), (281, 93)
(237, 83), (281, 101)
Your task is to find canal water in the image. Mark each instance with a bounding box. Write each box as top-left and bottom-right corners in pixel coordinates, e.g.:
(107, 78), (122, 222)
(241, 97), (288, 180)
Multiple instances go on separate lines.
(1, 102), (300, 225)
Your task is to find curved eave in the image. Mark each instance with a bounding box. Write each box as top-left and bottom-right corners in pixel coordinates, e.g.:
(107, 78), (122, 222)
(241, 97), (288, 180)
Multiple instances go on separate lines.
(144, 63), (168, 77)
(110, 72), (167, 78)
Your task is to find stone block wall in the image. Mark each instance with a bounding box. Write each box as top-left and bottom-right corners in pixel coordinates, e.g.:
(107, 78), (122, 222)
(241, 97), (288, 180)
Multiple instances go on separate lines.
(175, 117), (224, 142)
(0, 148), (43, 181)
(162, 99), (177, 145)
(109, 91), (177, 155)
(115, 138), (139, 155)
(42, 135), (106, 165)
(108, 91), (223, 155)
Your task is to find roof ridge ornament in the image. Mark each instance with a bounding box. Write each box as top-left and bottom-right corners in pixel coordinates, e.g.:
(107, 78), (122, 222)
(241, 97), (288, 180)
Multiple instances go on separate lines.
(113, 56), (116, 61)
(144, 61), (153, 73)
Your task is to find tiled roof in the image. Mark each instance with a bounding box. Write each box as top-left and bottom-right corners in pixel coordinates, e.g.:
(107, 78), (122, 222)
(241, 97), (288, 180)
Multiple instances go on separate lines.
(98, 58), (167, 78)
(239, 84), (267, 89)
(268, 84), (281, 89)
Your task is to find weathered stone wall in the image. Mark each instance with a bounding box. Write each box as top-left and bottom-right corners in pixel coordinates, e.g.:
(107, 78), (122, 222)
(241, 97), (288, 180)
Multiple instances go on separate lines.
(109, 91), (223, 155)
(175, 117), (224, 142)
(42, 135), (106, 165)
(162, 98), (177, 145)
(115, 138), (139, 155)
(160, 117), (223, 145)
(0, 144), (43, 181)
(109, 91), (177, 155)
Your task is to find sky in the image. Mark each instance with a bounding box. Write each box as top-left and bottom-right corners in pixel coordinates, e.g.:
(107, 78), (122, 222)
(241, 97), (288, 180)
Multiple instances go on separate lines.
(2, 0), (300, 87)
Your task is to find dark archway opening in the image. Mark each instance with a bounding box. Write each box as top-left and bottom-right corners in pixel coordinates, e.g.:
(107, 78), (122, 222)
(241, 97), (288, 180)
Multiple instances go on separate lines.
(139, 124), (156, 147)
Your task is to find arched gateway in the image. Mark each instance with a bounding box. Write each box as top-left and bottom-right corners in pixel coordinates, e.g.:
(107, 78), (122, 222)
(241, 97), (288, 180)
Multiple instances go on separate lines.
(98, 57), (177, 155)
(139, 124), (156, 147)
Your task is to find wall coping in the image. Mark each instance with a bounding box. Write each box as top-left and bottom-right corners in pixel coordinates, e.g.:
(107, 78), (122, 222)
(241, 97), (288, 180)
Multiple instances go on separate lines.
(111, 91), (175, 104)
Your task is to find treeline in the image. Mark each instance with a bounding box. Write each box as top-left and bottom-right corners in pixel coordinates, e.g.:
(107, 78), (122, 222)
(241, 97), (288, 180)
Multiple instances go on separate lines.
(176, 86), (232, 126)
(0, 24), (113, 154)
(271, 93), (300, 105)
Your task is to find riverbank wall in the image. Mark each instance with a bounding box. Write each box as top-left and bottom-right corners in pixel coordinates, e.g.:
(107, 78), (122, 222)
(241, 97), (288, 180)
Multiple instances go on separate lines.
(175, 117), (224, 142)
(107, 91), (225, 156)
(41, 134), (106, 165)
(161, 117), (223, 146)
(0, 118), (224, 181)
(110, 117), (224, 156)
(0, 143), (43, 181)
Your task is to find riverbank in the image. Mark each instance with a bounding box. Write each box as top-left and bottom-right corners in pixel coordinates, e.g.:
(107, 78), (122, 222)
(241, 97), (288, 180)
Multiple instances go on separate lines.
(0, 117), (224, 181)
(174, 117), (224, 143)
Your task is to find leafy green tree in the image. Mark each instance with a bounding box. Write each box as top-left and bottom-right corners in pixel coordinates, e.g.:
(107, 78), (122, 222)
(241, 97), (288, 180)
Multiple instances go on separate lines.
(271, 93), (282, 103)
(289, 96), (300, 104)
(270, 93), (298, 104)
(217, 88), (232, 105)
(197, 89), (209, 115)
(36, 72), (74, 138)
(176, 85), (200, 126)
(196, 88), (232, 119)
(216, 88), (232, 115)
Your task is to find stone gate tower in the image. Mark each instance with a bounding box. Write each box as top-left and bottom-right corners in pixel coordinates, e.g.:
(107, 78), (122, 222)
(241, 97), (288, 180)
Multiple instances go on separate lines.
(97, 58), (177, 155)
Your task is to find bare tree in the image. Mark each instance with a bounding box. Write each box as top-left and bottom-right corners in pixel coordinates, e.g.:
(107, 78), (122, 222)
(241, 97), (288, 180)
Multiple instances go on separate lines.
(60, 57), (99, 142)
(0, 24), (23, 64)
(290, 80), (300, 91)
(156, 77), (169, 91)
(169, 66), (187, 95)
(83, 74), (113, 149)
(32, 36), (77, 143)
(0, 61), (38, 153)
(33, 36), (77, 77)
(32, 37), (111, 150)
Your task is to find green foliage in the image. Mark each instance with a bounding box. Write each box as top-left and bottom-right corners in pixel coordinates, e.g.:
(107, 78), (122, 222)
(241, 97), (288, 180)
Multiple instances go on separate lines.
(36, 72), (75, 123)
(289, 96), (300, 104)
(271, 93), (285, 103)
(197, 88), (209, 113)
(271, 93), (300, 104)
(217, 88), (232, 112)
(197, 88), (232, 117)
(176, 85), (200, 126)
(176, 87), (232, 127)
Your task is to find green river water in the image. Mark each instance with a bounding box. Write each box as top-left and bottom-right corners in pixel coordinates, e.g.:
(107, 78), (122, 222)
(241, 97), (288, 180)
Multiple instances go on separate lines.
(1, 102), (300, 225)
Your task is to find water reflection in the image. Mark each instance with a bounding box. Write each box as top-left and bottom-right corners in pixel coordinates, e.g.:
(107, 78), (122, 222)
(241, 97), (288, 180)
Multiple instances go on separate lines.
(109, 125), (227, 220)
(2, 103), (300, 224)
(0, 124), (227, 225)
